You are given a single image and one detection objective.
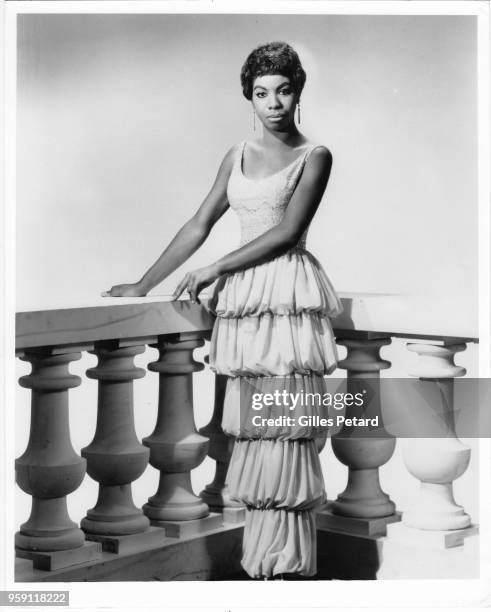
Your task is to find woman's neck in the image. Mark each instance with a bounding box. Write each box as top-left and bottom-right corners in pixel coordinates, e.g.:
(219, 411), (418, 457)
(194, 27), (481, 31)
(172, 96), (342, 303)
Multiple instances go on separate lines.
(260, 126), (306, 149)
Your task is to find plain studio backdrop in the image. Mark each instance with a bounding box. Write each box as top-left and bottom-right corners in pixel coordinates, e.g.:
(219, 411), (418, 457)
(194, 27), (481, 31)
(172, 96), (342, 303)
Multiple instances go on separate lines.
(15, 15), (479, 535)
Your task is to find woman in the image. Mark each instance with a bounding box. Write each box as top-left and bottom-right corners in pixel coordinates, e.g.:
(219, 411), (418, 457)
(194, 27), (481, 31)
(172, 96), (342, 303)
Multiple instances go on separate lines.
(103, 41), (343, 579)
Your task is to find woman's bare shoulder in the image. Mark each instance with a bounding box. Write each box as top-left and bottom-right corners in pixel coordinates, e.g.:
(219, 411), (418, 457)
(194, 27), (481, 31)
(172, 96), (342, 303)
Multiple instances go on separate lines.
(305, 144), (333, 170)
(307, 143), (332, 158)
(215, 142), (242, 176)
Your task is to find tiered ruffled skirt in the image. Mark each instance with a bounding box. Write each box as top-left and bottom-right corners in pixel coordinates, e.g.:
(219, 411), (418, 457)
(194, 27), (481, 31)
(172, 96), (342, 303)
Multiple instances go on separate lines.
(207, 248), (343, 578)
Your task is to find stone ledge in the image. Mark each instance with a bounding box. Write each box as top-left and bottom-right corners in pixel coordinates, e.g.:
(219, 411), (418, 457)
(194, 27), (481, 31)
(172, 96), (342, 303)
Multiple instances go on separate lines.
(84, 525), (168, 554)
(15, 524), (244, 582)
(377, 536), (479, 579)
(16, 524), (478, 582)
(317, 508), (401, 537)
(385, 521), (479, 550)
(316, 527), (479, 580)
(151, 512), (223, 538)
(16, 541), (102, 572)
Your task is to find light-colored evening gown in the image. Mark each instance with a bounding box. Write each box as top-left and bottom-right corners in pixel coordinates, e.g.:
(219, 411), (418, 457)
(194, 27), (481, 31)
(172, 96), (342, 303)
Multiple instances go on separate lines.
(207, 141), (343, 578)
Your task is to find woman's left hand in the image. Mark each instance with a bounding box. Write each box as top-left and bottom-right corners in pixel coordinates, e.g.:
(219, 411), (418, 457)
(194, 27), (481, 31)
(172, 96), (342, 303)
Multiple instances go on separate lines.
(171, 264), (221, 304)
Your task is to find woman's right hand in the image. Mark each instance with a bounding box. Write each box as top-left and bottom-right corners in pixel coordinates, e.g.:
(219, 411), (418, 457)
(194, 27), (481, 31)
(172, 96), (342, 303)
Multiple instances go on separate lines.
(101, 282), (147, 297)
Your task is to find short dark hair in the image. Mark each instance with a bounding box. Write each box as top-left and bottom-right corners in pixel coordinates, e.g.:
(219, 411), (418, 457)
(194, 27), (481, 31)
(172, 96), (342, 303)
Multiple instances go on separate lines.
(240, 41), (306, 101)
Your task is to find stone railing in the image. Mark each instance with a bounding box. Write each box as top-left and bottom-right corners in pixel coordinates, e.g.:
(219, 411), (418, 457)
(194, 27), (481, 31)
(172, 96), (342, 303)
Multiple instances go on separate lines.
(315, 293), (479, 580)
(14, 293), (479, 581)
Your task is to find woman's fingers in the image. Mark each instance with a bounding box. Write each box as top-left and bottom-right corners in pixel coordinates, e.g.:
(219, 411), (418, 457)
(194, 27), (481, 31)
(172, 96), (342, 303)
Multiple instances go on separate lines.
(101, 283), (147, 298)
(188, 279), (199, 304)
(185, 274), (202, 304)
(172, 274), (190, 300)
(193, 280), (205, 304)
(172, 272), (206, 303)
(103, 276), (206, 301)
(101, 287), (119, 297)
(171, 282), (186, 300)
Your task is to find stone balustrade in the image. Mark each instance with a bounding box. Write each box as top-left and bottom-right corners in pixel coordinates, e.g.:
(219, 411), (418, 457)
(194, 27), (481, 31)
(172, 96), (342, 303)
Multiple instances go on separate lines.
(14, 293), (479, 580)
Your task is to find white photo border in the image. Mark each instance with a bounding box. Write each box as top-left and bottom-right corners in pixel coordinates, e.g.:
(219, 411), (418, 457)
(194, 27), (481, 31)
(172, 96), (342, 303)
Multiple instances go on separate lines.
(2, 1), (490, 610)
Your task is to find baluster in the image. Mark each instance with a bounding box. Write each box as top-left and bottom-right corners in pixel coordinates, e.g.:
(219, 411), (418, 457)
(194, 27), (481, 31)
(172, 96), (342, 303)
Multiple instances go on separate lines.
(318, 334), (399, 537)
(15, 348), (101, 570)
(199, 372), (245, 523)
(143, 333), (221, 537)
(81, 341), (157, 553)
(400, 341), (474, 536)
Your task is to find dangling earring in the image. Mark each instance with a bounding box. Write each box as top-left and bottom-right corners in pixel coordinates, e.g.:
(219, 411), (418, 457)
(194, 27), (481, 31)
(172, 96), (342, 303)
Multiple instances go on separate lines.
(297, 100), (301, 125)
(253, 109), (256, 131)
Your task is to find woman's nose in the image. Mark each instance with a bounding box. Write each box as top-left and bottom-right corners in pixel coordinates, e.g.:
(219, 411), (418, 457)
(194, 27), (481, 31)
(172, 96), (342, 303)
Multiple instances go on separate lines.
(268, 95), (281, 108)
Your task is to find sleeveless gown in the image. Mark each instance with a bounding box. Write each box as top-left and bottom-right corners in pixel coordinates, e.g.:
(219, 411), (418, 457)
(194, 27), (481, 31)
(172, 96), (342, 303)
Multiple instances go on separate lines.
(207, 141), (343, 578)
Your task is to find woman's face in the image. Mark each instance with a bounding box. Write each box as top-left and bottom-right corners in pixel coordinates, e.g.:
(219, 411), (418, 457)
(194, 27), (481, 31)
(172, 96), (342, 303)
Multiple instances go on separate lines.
(251, 74), (299, 131)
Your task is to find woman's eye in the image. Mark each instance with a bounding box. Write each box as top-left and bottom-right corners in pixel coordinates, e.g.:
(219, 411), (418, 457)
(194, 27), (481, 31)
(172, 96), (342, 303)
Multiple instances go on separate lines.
(280, 89), (292, 95)
(255, 92), (266, 98)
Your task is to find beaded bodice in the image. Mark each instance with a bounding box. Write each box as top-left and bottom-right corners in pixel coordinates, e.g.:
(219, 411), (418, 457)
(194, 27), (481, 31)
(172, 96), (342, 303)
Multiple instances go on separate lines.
(227, 141), (318, 248)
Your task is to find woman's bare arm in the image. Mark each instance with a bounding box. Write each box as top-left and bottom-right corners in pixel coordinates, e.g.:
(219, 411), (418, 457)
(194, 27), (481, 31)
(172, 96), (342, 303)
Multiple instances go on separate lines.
(174, 146), (333, 302)
(102, 145), (235, 297)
